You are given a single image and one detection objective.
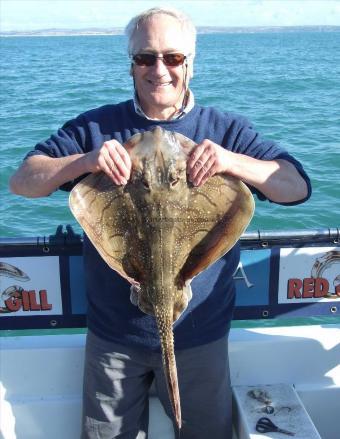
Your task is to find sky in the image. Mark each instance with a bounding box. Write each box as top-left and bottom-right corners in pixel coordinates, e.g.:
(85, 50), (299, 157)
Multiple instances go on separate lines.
(1, 0), (340, 32)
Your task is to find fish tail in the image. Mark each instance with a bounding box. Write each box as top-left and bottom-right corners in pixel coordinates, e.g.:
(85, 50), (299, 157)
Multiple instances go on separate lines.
(154, 306), (182, 429)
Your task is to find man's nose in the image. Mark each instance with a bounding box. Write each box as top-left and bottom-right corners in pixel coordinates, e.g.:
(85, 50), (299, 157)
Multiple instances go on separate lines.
(152, 58), (169, 75)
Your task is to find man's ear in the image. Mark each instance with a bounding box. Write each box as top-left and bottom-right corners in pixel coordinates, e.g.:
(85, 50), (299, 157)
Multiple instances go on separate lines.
(186, 60), (194, 80)
(186, 61), (194, 81)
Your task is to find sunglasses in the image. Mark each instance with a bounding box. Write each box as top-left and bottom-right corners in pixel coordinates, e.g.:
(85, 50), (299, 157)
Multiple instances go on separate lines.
(132, 53), (187, 67)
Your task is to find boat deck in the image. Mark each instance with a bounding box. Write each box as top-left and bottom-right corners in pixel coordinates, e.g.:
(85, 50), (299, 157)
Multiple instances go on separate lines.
(1, 323), (339, 438)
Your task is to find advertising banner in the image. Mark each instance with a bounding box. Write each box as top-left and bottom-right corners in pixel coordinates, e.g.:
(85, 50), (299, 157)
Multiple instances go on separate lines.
(234, 249), (271, 306)
(0, 257), (62, 317)
(278, 247), (340, 304)
(1, 241), (339, 329)
(69, 256), (87, 314)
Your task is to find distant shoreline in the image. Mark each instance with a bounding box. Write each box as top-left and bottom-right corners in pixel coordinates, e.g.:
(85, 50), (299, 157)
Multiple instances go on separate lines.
(1, 25), (340, 37)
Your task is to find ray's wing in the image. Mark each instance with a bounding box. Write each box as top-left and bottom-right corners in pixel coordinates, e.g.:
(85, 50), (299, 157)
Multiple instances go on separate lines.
(173, 133), (255, 283)
(69, 172), (140, 284)
(180, 175), (254, 281)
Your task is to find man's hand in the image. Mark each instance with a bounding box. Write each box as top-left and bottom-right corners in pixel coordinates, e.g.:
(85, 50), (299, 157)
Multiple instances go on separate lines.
(85, 140), (131, 185)
(9, 140), (132, 198)
(186, 138), (308, 203)
(187, 139), (228, 186)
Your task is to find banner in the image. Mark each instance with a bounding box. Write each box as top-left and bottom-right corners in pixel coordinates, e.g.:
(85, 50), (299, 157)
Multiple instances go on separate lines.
(0, 257), (62, 316)
(278, 247), (340, 303)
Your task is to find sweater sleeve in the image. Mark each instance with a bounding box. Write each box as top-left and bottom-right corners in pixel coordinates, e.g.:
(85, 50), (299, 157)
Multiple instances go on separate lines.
(26, 114), (91, 158)
(223, 115), (312, 205)
(25, 114), (92, 191)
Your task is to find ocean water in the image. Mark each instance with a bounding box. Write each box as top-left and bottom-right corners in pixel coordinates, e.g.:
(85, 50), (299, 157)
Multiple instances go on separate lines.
(0, 32), (339, 238)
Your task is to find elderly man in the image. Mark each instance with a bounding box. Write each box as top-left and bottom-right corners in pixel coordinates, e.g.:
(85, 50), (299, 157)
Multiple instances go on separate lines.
(10, 7), (311, 439)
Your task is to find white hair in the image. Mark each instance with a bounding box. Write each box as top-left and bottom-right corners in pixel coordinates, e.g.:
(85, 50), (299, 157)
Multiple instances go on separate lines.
(125, 7), (196, 58)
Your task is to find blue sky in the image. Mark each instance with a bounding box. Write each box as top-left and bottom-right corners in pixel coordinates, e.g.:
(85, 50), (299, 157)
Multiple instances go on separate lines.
(1, 0), (340, 31)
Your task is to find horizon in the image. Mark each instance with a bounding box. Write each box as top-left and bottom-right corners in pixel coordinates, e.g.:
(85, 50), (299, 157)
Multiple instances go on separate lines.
(2, 24), (340, 38)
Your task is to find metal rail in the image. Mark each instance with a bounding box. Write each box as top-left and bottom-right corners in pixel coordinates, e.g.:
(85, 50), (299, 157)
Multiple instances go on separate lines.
(240, 228), (340, 248)
(0, 225), (339, 249)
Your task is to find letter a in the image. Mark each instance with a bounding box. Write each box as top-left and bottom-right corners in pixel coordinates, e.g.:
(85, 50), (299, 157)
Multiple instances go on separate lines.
(233, 262), (254, 288)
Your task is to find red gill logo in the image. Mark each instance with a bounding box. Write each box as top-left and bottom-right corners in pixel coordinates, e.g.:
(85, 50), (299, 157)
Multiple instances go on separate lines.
(0, 262), (52, 313)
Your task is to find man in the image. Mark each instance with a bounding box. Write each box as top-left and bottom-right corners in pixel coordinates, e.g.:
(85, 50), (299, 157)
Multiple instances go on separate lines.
(10, 7), (311, 439)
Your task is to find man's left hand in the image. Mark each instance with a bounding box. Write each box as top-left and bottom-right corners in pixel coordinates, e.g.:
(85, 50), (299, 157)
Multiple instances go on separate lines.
(187, 139), (228, 186)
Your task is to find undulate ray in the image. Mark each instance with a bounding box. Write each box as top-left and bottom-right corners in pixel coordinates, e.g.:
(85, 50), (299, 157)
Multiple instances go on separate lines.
(69, 127), (255, 429)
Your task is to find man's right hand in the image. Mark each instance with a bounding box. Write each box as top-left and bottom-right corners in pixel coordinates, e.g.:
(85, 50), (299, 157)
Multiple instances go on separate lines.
(84, 140), (131, 186)
(9, 140), (132, 198)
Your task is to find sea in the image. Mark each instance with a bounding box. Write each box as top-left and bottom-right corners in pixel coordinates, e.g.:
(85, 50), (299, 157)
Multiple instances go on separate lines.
(1, 31), (339, 238)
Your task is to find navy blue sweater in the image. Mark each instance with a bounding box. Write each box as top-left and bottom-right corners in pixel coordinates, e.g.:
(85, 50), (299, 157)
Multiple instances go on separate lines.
(27, 100), (311, 350)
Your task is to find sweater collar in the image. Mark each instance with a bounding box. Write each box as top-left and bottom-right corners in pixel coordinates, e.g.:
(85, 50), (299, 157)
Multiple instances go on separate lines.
(133, 90), (195, 121)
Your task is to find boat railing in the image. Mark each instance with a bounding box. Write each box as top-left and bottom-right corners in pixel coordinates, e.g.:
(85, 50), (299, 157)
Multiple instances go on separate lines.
(0, 225), (339, 331)
(0, 225), (339, 249)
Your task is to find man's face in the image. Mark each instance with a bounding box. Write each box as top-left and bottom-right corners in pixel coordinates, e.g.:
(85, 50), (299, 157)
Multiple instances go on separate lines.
(131, 14), (191, 120)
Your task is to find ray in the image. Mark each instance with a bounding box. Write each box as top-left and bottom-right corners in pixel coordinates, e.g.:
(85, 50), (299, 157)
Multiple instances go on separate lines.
(69, 127), (255, 429)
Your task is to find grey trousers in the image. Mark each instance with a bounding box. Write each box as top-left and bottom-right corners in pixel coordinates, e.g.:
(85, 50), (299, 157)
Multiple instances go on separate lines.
(81, 330), (232, 439)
